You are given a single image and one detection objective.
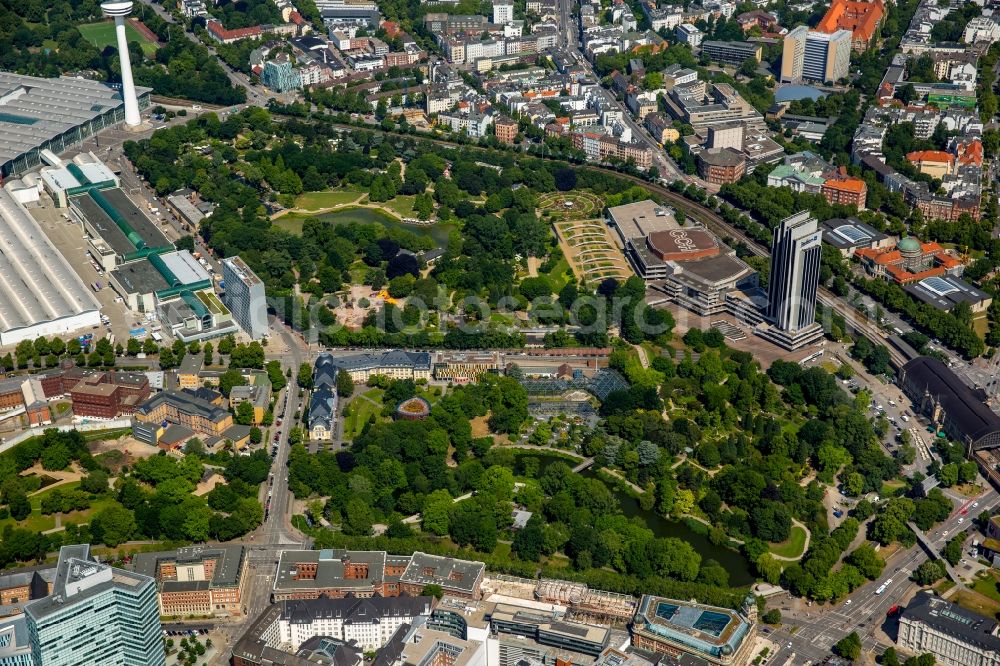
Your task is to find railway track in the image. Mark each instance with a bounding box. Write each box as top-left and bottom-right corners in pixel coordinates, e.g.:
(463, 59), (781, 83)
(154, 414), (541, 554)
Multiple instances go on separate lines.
(186, 112), (908, 366)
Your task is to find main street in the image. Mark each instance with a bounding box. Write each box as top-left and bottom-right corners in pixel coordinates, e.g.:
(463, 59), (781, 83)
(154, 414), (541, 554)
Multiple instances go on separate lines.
(554, 0), (688, 183)
(769, 487), (999, 663)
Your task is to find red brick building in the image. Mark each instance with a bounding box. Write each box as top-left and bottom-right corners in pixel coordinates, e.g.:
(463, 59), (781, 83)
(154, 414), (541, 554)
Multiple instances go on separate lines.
(495, 116), (518, 145)
(821, 170), (868, 208)
(69, 372), (150, 419)
(697, 148), (746, 185)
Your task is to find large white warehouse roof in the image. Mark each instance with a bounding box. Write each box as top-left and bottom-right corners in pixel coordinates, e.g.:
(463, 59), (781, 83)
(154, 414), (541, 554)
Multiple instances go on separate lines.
(0, 188), (101, 345)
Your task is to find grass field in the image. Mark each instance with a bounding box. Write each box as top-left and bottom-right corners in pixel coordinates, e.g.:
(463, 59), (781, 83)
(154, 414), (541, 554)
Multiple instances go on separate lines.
(294, 189), (363, 210)
(0, 481), (116, 533)
(378, 195), (416, 218)
(343, 392), (384, 441)
(77, 21), (158, 56)
(769, 525), (808, 559)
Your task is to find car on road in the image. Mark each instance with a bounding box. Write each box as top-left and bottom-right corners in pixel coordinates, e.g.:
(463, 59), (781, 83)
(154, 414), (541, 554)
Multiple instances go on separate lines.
(974, 501), (979, 508)
(959, 517), (965, 523)
(845, 599), (852, 605)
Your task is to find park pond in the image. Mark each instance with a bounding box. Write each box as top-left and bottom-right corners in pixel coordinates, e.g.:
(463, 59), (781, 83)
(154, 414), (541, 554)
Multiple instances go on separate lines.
(517, 453), (754, 586)
(275, 207), (457, 249)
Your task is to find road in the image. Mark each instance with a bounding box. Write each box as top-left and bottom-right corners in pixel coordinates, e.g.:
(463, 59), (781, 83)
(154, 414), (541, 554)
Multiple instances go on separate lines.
(256, 321), (310, 547)
(553, 0), (687, 182)
(770, 486), (999, 661)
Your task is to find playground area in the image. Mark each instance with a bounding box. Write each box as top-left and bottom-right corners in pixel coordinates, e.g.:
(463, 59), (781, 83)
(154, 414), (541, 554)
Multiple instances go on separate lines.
(537, 191), (603, 220)
(553, 218), (633, 284)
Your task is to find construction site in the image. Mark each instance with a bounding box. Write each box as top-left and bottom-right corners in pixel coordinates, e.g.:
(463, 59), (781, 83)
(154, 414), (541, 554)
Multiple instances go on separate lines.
(482, 575), (637, 627)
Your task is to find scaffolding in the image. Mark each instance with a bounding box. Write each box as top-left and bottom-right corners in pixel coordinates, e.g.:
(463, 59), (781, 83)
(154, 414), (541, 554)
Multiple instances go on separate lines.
(534, 579), (586, 605)
(567, 589), (637, 628)
(482, 574), (538, 601)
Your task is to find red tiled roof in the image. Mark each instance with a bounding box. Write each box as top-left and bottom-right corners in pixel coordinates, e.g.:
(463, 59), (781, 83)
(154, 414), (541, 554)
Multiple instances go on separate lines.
(906, 150), (954, 165)
(816, 0), (884, 44)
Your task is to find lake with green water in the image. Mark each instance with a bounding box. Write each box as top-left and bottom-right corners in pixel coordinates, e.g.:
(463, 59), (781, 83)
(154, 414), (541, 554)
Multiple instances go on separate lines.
(275, 207), (457, 248)
(517, 452), (754, 586)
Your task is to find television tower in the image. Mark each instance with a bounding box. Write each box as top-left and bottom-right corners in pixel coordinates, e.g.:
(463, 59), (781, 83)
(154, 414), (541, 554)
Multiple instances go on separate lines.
(101, 1), (141, 127)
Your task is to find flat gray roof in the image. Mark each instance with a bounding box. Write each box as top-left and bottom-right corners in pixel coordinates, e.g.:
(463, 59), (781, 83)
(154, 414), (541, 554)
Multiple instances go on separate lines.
(0, 72), (150, 169)
(100, 189), (170, 248)
(111, 259), (170, 295)
(160, 250), (211, 285)
(607, 200), (679, 241)
(0, 189), (100, 333)
(133, 545), (246, 589)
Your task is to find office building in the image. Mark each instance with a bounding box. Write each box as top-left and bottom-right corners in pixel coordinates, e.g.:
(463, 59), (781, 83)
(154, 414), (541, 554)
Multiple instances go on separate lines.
(707, 121), (744, 150)
(24, 544), (165, 666)
(701, 40), (762, 66)
(675, 23), (703, 47)
(0, 568), (56, 620)
(697, 148), (747, 185)
(273, 549), (408, 601)
(905, 275), (991, 313)
(69, 371), (150, 418)
(781, 26), (852, 83)
(631, 595), (756, 665)
(0, 189), (102, 346)
(489, 603), (610, 656)
(132, 546), (249, 618)
(898, 591), (1000, 666)
(222, 256), (269, 340)
(758, 211), (824, 350)
(493, 2), (514, 23)
(262, 59), (302, 92)
(316, 350), (432, 383)
(70, 187), (172, 269)
(0, 615), (34, 666)
(820, 217), (891, 258)
(132, 390), (251, 449)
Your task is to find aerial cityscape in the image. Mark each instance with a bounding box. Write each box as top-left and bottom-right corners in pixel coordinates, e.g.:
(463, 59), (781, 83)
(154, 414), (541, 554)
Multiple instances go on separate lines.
(0, 0), (999, 663)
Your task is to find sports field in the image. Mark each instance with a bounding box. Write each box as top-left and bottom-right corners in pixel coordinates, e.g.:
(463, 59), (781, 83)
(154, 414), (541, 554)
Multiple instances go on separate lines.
(78, 21), (158, 56)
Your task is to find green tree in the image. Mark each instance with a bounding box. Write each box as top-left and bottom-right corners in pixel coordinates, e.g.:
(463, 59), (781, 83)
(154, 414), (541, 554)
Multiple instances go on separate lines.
(337, 370), (355, 398)
(297, 362), (313, 389)
(422, 489), (453, 536)
(422, 584), (444, 599)
(219, 369), (246, 397)
(762, 609), (781, 624)
(834, 632), (862, 661)
(912, 559), (947, 585)
(8, 492), (30, 521)
(93, 504), (136, 547)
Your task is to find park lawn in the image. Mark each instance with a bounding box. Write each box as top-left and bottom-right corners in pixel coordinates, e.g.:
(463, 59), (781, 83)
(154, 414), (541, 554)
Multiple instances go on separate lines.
(955, 587), (1000, 618)
(881, 479), (907, 497)
(541, 258), (572, 292)
(344, 396), (383, 441)
(0, 481), (116, 533)
(294, 189), (363, 210)
(272, 215), (304, 235)
(769, 525), (808, 559)
(972, 572), (1000, 604)
(379, 195), (417, 218)
(362, 388), (385, 402)
(77, 21), (158, 56)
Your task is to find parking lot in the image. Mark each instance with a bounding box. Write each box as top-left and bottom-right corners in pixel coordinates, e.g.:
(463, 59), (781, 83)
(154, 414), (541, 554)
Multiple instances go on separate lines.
(28, 202), (137, 347)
